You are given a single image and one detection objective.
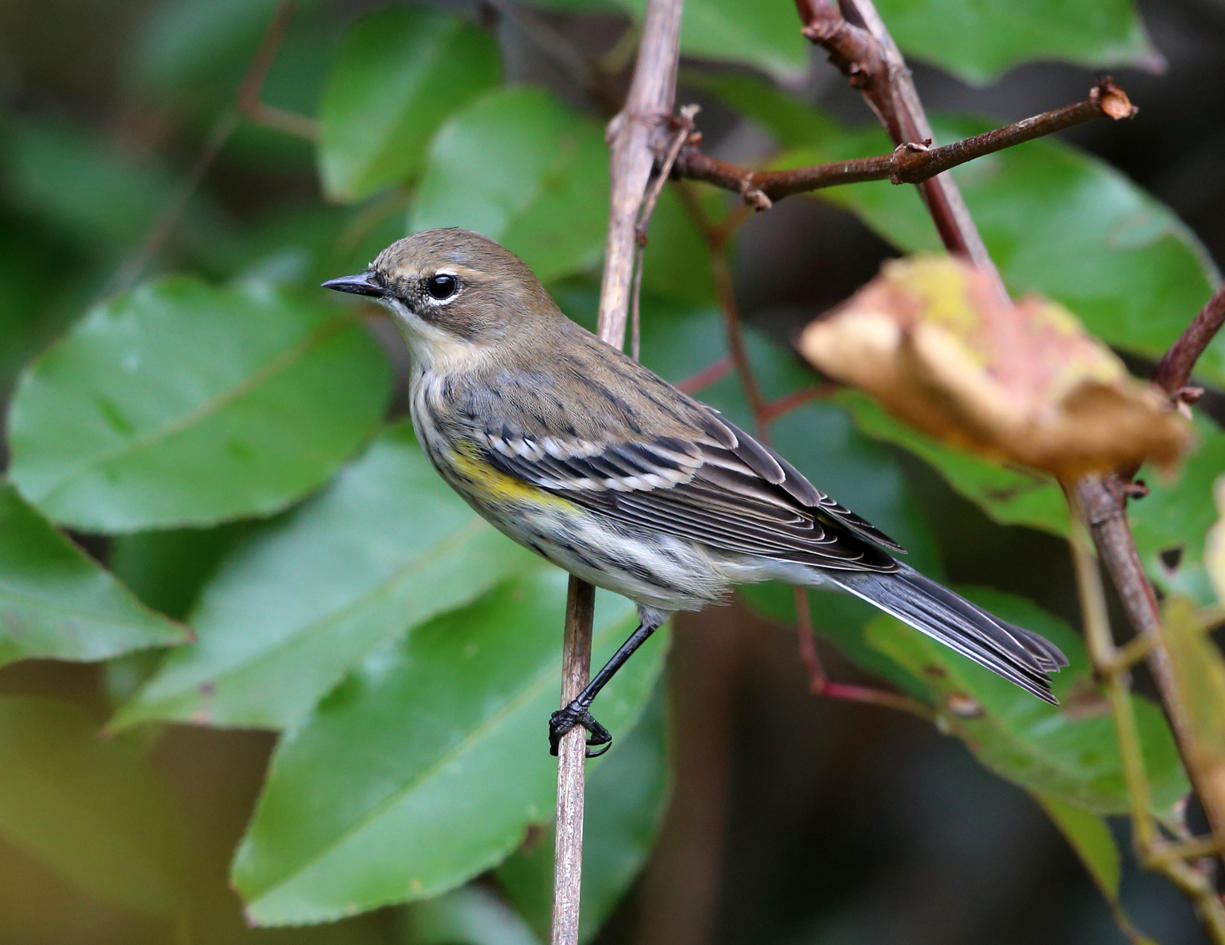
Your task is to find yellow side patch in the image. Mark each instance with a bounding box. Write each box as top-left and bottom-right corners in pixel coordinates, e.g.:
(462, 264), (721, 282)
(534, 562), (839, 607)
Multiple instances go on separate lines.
(449, 450), (573, 508)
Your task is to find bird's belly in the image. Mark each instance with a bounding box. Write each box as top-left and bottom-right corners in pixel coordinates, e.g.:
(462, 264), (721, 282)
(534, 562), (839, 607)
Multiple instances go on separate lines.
(489, 500), (731, 613)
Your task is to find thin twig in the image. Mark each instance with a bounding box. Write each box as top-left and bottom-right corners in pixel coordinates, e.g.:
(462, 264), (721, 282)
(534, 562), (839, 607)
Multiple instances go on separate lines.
(794, 588), (935, 721)
(105, 110), (239, 297)
(1152, 282), (1225, 400)
(758, 384), (838, 425)
(552, 577), (596, 945)
(629, 105), (699, 360)
(552, 2), (685, 943)
(105, 0), (312, 296)
(670, 78), (1135, 209)
(674, 356), (734, 394)
(674, 184), (770, 437)
(236, 0), (317, 140)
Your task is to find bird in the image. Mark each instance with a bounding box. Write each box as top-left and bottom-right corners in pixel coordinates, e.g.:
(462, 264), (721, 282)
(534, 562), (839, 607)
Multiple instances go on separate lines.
(323, 228), (1068, 757)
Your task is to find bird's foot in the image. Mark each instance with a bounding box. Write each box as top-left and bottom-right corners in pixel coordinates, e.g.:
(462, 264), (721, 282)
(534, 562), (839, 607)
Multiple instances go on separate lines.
(548, 701), (612, 758)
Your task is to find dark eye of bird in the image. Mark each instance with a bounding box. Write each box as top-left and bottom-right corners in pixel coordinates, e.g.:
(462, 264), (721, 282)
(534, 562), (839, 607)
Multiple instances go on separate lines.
(425, 273), (458, 301)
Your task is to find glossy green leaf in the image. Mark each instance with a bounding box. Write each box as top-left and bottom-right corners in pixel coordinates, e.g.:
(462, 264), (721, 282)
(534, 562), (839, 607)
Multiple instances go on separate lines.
(1159, 597), (1225, 786)
(409, 87), (609, 284)
(110, 523), (249, 621)
(0, 697), (184, 914)
(865, 590), (1188, 815)
(793, 116), (1222, 386)
(0, 482), (188, 667)
(111, 422), (535, 731)
(407, 885), (541, 945)
(319, 8), (501, 202)
(496, 688), (669, 943)
(617, 0), (807, 80)
(8, 276), (390, 532)
(875, 0), (1159, 85)
(232, 571), (666, 925)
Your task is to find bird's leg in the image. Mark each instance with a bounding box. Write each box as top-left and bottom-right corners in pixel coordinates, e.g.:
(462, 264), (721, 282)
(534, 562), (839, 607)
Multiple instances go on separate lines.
(549, 616), (661, 757)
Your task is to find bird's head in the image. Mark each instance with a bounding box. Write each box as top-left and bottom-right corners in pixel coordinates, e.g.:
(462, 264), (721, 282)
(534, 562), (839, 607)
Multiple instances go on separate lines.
(323, 228), (560, 366)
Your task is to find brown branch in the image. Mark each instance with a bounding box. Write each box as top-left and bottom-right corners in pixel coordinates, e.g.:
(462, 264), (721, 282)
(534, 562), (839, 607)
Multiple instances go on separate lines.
(671, 79), (1135, 209)
(104, 0), (314, 297)
(104, 110), (239, 298)
(795, 0), (1225, 925)
(796, 0), (1000, 283)
(758, 384), (837, 425)
(552, 2), (684, 943)
(1152, 282), (1225, 399)
(630, 105), (699, 359)
(674, 356), (734, 394)
(674, 183), (770, 437)
(794, 588), (935, 720)
(551, 577), (595, 945)
(236, 0), (317, 140)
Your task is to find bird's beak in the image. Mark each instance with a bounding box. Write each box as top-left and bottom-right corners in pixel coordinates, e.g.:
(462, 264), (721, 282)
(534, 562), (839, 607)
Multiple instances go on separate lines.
(321, 271), (385, 298)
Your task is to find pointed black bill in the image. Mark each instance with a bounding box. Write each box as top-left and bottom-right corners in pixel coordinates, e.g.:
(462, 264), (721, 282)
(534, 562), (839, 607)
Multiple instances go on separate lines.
(321, 271), (385, 298)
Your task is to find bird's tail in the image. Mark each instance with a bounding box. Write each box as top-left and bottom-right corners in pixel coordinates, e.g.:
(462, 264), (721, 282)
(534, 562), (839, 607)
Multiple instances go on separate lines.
(821, 564), (1069, 704)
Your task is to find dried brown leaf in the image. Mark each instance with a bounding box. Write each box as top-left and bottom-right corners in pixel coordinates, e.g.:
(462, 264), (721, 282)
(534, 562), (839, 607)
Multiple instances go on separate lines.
(796, 255), (1190, 479)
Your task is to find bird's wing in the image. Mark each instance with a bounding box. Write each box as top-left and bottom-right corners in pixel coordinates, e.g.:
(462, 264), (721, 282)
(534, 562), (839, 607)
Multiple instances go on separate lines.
(476, 407), (903, 573)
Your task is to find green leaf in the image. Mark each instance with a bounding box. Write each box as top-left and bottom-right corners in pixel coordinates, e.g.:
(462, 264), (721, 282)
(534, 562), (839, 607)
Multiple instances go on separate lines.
(1131, 418), (1225, 604)
(875, 0), (1160, 85)
(110, 523), (249, 621)
(617, 0), (808, 80)
(409, 87), (609, 284)
(1033, 792), (1120, 897)
(1159, 597), (1225, 788)
(319, 8), (502, 201)
(1032, 791), (1156, 943)
(795, 117), (1221, 387)
(496, 688), (669, 943)
(110, 422), (535, 731)
(8, 276), (390, 532)
(406, 885), (541, 945)
(0, 115), (223, 258)
(133, 0), (307, 98)
(841, 393), (1069, 537)
(683, 72), (840, 148)
(0, 482), (188, 667)
(232, 571), (666, 925)
(865, 590), (1188, 815)
(0, 697), (184, 914)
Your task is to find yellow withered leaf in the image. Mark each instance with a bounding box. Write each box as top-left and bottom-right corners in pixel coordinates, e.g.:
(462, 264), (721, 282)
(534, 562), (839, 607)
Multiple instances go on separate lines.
(796, 255), (1190, 480)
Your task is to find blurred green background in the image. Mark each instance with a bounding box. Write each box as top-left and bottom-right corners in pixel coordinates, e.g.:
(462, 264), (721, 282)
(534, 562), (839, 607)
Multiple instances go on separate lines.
(1, 1), (1223, 943)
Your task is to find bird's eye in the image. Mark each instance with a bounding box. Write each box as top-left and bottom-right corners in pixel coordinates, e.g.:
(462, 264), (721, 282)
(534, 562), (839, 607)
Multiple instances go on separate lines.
(426, 273), (458, 301)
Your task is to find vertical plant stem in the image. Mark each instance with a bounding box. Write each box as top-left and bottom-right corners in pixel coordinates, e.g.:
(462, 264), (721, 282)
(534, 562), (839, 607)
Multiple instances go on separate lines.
(1066, 509), (1156, 848)
(551, 577), (597, 945)
(551, 2), (684, 943)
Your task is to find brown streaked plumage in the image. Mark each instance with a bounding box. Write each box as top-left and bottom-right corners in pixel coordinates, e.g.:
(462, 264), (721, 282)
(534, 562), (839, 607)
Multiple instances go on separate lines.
(324, 228), (1068, 756)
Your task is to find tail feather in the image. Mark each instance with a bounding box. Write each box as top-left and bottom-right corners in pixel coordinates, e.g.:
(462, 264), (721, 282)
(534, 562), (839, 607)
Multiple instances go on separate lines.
(823, 565), (1067, 705)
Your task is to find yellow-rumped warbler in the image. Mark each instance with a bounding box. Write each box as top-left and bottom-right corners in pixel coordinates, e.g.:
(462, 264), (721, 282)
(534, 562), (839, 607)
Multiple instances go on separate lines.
(324, 228), (1067, 756)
